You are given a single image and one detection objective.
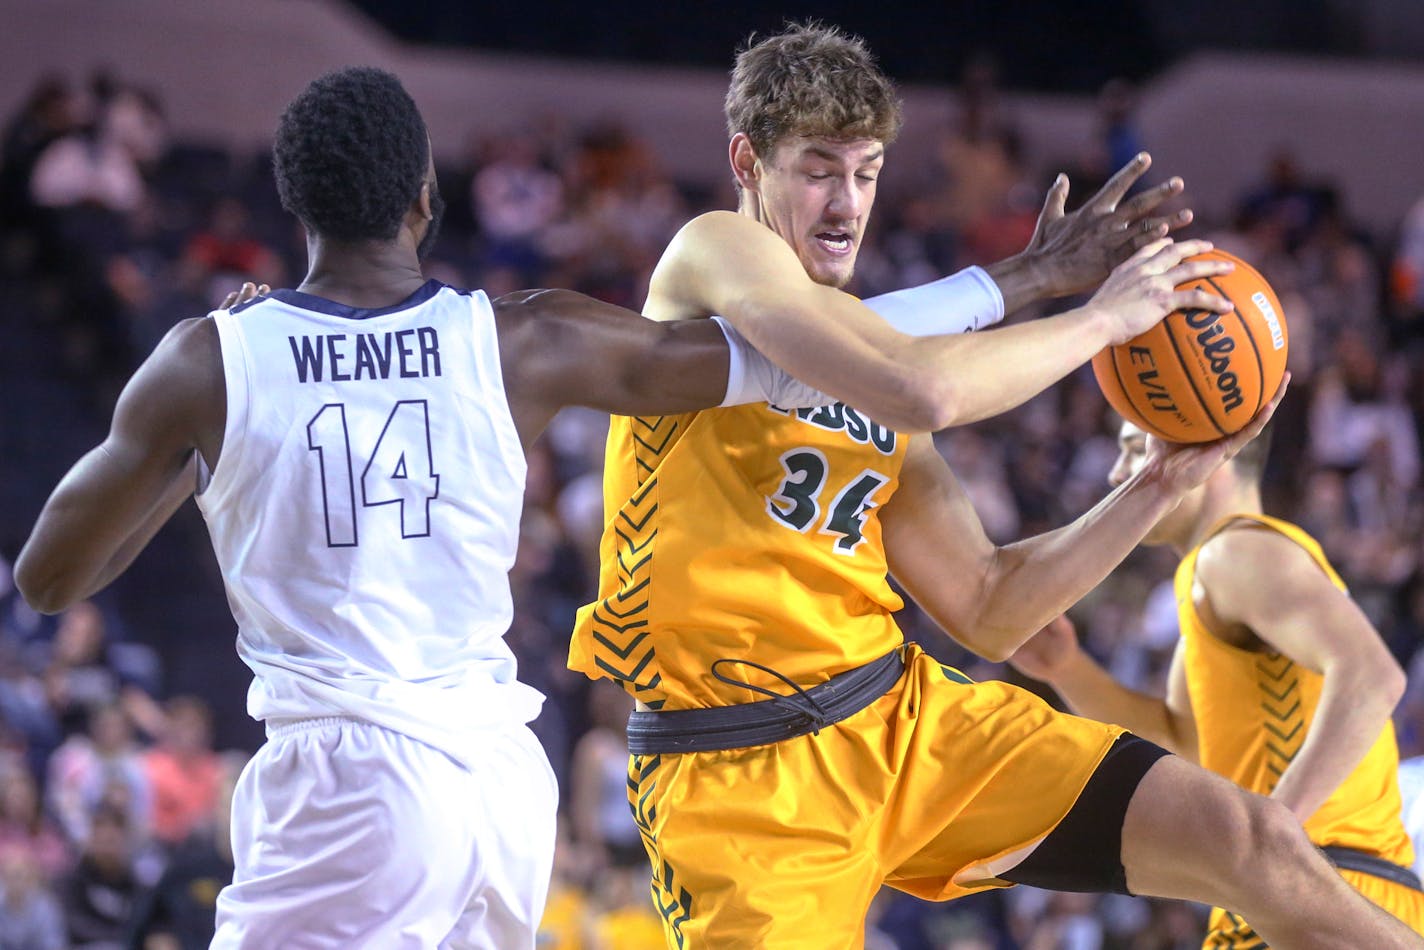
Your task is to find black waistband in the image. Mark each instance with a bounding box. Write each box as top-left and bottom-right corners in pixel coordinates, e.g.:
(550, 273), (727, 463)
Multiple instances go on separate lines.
(1321, 845), (1422, 892)
(625, 650), (905, 755)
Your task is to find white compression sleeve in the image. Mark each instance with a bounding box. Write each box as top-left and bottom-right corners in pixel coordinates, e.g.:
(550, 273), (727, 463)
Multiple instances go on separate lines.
(713, 266), (1003, 409)
(714, 316), (836, 409)
(861, 265), (1005, 336)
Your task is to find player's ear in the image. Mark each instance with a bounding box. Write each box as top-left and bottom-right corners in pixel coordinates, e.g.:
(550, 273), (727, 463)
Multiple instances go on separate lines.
(417, 180), (433, 221)
(729, 133), (762, 194)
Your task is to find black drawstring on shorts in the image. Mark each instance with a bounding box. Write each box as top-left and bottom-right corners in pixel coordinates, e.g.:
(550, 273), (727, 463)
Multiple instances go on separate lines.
(625, 650), (905, 754)
(709, 657), (832, 735)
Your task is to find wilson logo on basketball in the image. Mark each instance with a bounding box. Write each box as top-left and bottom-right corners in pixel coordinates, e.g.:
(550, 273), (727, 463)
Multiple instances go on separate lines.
(1184, 309), (1245, 414)
(1092, 249), (1288, 443)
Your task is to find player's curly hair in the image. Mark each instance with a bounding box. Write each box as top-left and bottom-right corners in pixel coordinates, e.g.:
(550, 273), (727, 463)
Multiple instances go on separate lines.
(273, 67), (429, 242)
(724, 21), (902, 158)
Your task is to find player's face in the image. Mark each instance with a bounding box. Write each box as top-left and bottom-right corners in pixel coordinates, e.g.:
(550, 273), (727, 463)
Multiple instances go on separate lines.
(757, 136), (883, 288)
(1109, 421), (1198, 546)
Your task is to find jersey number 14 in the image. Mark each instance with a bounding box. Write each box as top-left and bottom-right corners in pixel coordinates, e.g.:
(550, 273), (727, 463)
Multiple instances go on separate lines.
(306, 400), (440, 547)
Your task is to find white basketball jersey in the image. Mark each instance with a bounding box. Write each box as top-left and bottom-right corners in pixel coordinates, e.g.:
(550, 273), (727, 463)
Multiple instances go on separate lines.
(197, 280), (543, 766)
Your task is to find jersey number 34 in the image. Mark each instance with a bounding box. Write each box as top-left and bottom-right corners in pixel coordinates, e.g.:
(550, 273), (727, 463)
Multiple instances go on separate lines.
(766, 448), (889, 556)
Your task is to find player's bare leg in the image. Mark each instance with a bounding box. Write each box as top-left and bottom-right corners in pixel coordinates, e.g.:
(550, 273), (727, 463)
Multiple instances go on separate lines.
(1121, 755), (1422, 948)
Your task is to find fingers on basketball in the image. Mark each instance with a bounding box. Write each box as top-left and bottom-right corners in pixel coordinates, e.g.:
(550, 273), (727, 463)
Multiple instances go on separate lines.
(1093, 250), (1290, 444)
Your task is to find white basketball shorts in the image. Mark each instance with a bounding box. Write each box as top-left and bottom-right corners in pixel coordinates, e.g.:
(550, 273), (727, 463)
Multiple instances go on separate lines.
(212, 716), (558, 949)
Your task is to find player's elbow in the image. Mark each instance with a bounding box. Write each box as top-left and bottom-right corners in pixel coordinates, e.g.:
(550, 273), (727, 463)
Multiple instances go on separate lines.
(900, 362), (969, 432)
(876, 368), (960, 434)
(13, 554), (78, 615)
(1378, 658), (1407, 709)
(972, 639), (1016, 664)
(921, 377), (963, 432)
(950, 622), (1017, 664)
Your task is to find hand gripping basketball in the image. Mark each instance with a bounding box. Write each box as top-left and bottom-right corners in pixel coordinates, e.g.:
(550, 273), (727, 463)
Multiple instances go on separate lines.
(1093, 248), (1290, 443)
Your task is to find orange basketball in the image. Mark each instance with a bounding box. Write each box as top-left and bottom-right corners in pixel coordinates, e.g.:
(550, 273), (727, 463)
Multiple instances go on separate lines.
(1091, 249), (1288, 443)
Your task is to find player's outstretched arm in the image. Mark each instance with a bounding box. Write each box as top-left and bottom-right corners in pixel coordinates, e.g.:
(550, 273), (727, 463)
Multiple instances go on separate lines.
(654, 212), (1234, 434)
(881, 384), (1284, 663)
(1195, 528), (1406, 821)
(1009, 616), (1199, 759)
(493, 289), (824, 448)
(985, 152), (1195, 314)
(15, 318), (222, 613)
(859, 156), (1193, 337)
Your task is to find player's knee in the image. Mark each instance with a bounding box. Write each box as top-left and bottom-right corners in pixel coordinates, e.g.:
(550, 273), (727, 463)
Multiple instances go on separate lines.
(1219, 792), (1310, 884)
(1247, 796), (1313, 863)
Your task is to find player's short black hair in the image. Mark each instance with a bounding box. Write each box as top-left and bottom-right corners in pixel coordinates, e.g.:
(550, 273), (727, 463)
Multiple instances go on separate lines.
(273, 67), (430, 242)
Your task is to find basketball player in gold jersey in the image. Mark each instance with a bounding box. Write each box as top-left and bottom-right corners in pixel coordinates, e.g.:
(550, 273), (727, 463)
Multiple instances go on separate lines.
(1011, 420), (1424, 947)
(569, 22), (1422, 950)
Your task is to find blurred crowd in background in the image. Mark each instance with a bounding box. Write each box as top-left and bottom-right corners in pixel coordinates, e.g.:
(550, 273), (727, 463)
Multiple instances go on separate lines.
(0, 59), (1422, 950)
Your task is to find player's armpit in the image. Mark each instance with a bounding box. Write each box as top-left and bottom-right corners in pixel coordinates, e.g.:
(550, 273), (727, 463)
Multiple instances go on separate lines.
(15, 318), (221, 613)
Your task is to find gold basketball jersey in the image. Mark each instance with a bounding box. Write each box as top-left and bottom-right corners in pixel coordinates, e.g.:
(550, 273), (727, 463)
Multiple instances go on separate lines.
(1176, 513), (1413, 864)
(569, 401), (909, 710)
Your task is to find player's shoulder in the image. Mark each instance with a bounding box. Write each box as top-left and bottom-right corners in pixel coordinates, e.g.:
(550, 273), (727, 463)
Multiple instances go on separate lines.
(490, 288), (585, 326)
(1195, 519), (1325, 602)
(159, 315), (221, 365)
(488, 289), (599, 362)
(669, 209), (778, 253)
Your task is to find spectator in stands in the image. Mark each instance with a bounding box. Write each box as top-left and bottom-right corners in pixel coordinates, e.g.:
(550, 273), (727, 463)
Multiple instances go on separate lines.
(127, 753), (244, 950)
(141, 697), (219, 849)
(47, 701), (151, 849)
(0, 849), (66, 950)
(29, 115), (145, 217)
(1236, 148), (1330, 252)
(0, 764), (70, 882)
(32, 602), (164, 739)
(1389, 192), (1424, 348)
(0, 638), (62, 786)
(0, 75), (81, 234)
(570, 681), (642, 873)
(182, 196), (284, 300)
(90, 71), (166, 175)
(471, 132), (563, 279)
(1309, 332), (1420, 494)
(58, 804), (140, 949)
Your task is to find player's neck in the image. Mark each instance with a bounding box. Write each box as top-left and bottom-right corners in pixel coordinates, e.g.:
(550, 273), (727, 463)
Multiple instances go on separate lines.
(297, 236), (427, 310)
(1181, 484), (1264, 552)
(737, 190), (766, 225)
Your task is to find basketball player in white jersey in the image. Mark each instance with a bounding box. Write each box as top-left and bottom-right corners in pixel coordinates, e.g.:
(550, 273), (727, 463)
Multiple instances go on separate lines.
(10, 68), (841, 948)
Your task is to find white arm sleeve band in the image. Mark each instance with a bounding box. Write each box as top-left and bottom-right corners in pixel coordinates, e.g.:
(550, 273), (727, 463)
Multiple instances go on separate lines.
(861, 265), (1005, 336)
(714, 317), (837, 409)
(713, 266), (1003, 409)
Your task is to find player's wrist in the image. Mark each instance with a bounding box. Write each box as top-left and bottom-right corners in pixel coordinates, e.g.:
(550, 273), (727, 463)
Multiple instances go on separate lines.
(1065, 303), (1119, 350)
(984, 252), (1053, 313)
